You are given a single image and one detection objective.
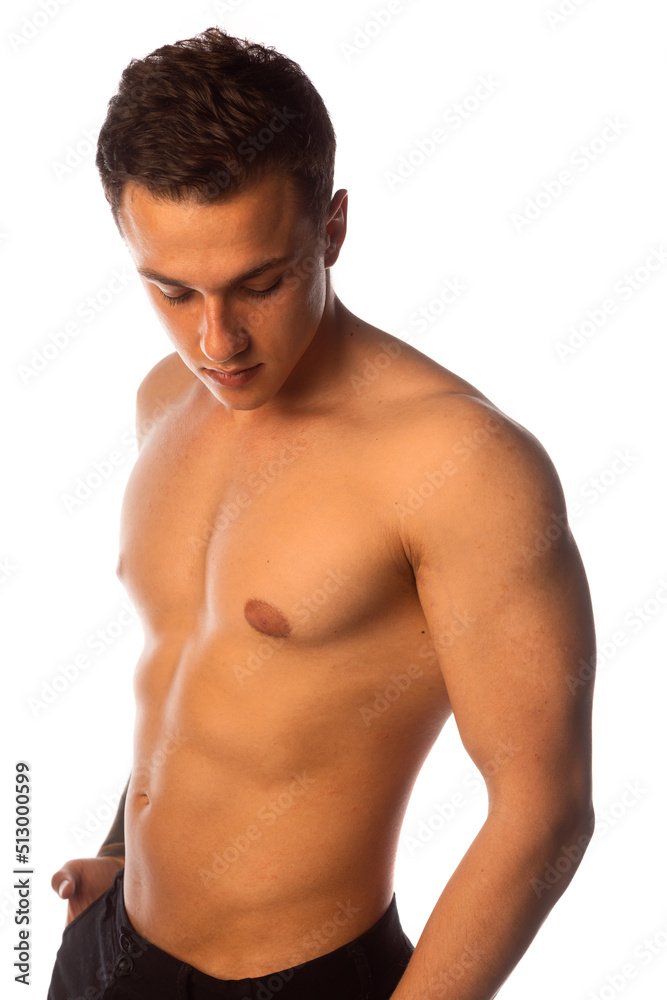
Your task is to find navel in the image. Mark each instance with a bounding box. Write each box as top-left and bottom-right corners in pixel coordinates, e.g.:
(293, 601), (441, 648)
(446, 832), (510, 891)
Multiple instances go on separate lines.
(244, 598), (292, 638)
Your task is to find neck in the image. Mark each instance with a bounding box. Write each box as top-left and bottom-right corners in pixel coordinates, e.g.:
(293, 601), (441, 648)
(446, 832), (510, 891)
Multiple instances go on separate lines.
(230, 286), (358, 427)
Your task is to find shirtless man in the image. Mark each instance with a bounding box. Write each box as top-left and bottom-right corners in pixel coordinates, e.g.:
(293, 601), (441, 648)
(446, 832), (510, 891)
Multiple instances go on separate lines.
(48, 27), (596, 1000)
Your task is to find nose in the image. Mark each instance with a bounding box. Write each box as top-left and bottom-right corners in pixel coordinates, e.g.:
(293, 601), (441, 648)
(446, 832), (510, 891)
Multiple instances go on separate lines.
(199, 296), (250, 364)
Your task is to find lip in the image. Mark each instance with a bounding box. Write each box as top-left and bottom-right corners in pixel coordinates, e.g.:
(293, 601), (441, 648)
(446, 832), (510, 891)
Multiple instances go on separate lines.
(204, 363), (263, 387)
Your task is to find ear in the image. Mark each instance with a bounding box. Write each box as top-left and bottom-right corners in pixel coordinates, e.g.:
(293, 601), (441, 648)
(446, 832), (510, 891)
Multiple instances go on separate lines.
(324, 189), (348, 266)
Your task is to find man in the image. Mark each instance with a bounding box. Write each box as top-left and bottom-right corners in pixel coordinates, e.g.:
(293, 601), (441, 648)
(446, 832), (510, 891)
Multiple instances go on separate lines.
(49, 26), (596, 1000)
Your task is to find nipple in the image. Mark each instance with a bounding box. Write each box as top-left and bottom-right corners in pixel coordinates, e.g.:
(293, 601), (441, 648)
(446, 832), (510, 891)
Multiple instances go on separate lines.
(244, 598), (292, 638)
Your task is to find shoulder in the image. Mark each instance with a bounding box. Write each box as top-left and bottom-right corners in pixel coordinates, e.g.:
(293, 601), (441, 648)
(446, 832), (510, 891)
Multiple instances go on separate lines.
(416, 391), (560, 492)
(345, 329), (564, 525)
(393, 390), (568, 571)
(135, 351), (197, 448)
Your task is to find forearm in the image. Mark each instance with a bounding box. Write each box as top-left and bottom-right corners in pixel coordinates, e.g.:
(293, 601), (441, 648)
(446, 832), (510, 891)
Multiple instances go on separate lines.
(390, 807), (594, 1000)
(96, 776), (129, 860)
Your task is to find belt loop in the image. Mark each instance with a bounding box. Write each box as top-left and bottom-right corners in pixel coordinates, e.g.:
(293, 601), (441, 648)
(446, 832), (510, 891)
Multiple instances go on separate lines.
(104, 873), (119, 920)
(177, 962), (193, 999)
(345, 940), (372, 1000)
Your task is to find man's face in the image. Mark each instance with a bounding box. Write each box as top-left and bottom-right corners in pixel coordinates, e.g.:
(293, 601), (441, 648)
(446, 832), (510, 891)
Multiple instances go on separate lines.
(118, 172), (333, 412)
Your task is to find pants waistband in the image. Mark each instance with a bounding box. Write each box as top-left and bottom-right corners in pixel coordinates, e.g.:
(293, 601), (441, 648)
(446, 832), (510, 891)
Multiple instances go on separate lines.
(108, 868), (411, 999)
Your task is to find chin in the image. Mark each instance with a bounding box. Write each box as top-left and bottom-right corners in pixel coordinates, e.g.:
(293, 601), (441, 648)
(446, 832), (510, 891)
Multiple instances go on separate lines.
(208, 387), (272, 411)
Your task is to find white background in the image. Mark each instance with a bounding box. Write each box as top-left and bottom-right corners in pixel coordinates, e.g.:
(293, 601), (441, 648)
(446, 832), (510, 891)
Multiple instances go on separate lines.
(2, 0), (666, 997)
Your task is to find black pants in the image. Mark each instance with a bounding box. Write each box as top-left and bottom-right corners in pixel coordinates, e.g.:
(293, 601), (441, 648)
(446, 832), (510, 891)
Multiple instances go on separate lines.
(48, 869), (414, 999)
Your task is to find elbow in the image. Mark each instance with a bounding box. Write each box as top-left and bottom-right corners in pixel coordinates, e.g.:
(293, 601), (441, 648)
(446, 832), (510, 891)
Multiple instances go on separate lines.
(569, 794), (595, 839)
(490, 779), (595, 857)
(543, 765), (595, 846)
(547, 798), (595, 862)
(578, 800), (595, 849)
(582, 801), (595, 838)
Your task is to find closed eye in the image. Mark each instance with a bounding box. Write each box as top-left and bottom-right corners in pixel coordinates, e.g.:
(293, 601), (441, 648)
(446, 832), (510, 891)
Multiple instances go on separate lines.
(157, 289), (193, 307)
(157, 276), (284, 307)
(244, 276), (284, 299)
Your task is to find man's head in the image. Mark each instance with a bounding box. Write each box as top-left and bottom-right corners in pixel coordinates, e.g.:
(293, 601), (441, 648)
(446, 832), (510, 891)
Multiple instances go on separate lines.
(96, 28), (347, 413)
(95, 26), (336, 235)
(117, 172), (347, 411)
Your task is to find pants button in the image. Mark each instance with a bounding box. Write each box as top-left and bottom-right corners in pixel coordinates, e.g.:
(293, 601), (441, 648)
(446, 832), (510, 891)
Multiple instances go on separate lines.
(115, 955), (134, 976)
(119, 932), (135, 953)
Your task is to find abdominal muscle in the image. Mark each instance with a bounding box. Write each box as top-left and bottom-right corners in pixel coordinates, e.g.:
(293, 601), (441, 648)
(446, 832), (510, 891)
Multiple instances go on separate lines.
(121, 635), (449, 979)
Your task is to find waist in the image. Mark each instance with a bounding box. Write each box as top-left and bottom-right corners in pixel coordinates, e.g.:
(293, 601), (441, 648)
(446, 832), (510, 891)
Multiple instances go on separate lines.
(123, 773), (401, 976)
(112, 867), (413, 990)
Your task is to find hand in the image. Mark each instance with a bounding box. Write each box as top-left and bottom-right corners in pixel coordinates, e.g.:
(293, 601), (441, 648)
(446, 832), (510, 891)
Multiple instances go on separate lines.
(51, 856), (124, 925)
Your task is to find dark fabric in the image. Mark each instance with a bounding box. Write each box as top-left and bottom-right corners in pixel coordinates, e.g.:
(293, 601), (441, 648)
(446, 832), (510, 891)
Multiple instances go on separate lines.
(48, 869), (414, 1000)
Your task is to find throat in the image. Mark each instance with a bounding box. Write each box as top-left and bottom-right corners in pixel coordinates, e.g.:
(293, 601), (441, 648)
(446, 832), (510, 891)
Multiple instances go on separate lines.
(244, 598), (292, 638)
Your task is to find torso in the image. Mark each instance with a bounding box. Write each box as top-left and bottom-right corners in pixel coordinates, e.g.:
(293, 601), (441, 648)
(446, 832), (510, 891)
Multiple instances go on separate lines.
(119, 316), (490, 977)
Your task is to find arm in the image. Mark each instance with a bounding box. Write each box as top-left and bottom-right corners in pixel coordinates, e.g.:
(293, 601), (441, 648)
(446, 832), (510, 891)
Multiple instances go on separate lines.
(391, 397), (595, 1000)
(51, 778), (128, 923)
(97, 776), (129, 861)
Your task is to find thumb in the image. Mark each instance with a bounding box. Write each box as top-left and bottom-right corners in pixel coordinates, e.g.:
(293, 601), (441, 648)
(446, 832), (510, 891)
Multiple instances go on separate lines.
(51, 866), (77, 898)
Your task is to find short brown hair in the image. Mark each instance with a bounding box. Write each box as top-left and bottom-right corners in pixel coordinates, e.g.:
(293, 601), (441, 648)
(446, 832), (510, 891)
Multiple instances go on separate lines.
(95, 27), (336, 234)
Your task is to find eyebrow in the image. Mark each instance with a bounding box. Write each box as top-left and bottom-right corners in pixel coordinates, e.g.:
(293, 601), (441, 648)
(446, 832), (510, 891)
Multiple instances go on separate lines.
(136, 252), (298, 289)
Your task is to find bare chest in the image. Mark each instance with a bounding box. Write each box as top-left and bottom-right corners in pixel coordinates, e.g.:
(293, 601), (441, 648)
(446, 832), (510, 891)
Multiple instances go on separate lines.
(117, 402), (413, 652)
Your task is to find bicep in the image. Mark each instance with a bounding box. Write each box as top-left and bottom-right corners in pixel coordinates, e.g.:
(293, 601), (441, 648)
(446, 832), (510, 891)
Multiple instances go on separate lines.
(407, 407), (595, 820)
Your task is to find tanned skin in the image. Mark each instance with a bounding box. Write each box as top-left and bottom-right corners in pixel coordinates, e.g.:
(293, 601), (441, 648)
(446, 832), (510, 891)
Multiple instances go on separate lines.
(53, 171), (594, 996)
